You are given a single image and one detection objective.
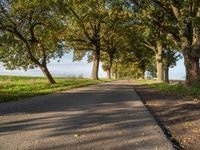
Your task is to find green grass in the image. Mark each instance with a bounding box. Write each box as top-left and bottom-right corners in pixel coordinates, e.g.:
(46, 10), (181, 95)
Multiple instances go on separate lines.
(0, 75), (111, 103)
(133, 79), (200, 99)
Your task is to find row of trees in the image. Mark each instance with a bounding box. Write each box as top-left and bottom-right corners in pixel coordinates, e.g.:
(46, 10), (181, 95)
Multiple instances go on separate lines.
(0, 0), (199, 87)
(137, 0), (200, 86)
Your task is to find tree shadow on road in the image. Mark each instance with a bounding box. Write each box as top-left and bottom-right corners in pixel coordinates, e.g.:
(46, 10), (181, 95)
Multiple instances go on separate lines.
(0, 83), (172, 150)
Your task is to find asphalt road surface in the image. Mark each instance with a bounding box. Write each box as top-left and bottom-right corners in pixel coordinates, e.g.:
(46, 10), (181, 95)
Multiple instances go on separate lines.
(0, 80), (174, 150)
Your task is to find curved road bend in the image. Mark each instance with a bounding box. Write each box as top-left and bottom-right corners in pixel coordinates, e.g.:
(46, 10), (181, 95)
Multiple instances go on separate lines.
(0, 80), (174, 150)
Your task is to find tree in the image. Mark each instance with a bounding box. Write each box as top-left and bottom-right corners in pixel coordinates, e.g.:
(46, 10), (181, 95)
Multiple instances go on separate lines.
(162, 35), (181, 83)
(163, 49), (182, 83)
(111, 51), (145, 79)
(138, 3), (168, 82)
(58, 0), (108, 80)
(0, 0), (64, 84)
(101, 1), (132, 79)
(151, 0), (200, 86)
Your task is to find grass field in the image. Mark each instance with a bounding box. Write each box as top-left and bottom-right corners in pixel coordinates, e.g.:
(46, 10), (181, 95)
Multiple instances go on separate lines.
(0, 75), (110, 103)
(133, 79), (200, 99)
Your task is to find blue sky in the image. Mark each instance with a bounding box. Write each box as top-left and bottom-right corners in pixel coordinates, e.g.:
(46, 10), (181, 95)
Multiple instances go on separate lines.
(168, 58), (186, 80)
(0, 52), (186, 80)
(0, 52), (107, 78)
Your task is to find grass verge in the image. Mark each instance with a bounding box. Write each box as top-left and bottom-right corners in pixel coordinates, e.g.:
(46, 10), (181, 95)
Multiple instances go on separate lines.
(133, 79), (200, 99)
(0, 75), (111, 103)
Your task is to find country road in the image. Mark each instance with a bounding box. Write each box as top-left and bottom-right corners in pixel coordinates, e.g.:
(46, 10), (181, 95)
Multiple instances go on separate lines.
(0, 80), (174, 150)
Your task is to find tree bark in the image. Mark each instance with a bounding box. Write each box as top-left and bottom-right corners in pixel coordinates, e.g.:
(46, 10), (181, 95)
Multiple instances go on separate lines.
(183, 51), (199, 86)
(91, 44), (100, 80)
(106, 64), (112, 79)
(91, 22), (101, 80)
(114, 62), (118, 79)
(107, 56), (113, 79)
(39, 65), (56, 84)
(138, 64), (145, 79)
(179, 27), (200, 86)
(156, 41), (164, 82)
(170, 2), (200, 86)
(91, 55), (99, 80)
(107, 70), (111, 79)
(164, 65), (169, 83)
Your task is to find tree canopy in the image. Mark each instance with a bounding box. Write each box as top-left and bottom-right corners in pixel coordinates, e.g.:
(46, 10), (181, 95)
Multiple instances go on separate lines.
(0, 0), (65, 84)
(0, 0), (199, 87)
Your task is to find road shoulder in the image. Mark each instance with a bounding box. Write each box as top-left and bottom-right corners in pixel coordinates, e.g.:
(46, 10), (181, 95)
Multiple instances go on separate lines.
(133, 82), (200, 150)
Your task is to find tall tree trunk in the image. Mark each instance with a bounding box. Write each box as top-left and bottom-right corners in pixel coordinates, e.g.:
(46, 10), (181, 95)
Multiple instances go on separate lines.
(114, 62), (118, 79)
(183, 51), (199, 86)
(91, 42), (100, 80)
(111, 70), (115, 79)
(182, 11), (200, 86)
(107, 56), (113, 79)
(137, 68), (145, 79)
(164, 65), (169, 83)
(180, 26), (200, 86)
(114, 72), (117, 79)
(171, 5), (200, 86)
(107, 70), (111, 79)
(106, 62), (112, 79)
(156, 41), (164, 82)
(28, 48), (56, 85)
(39, 65), (56, 84)
(138, 64), (145, 79)
(91, 54), (100, 80)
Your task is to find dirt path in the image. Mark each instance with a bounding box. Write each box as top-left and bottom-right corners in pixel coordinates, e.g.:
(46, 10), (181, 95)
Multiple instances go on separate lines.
(0, 80), (174, 150)
(134, 83), (200, 150)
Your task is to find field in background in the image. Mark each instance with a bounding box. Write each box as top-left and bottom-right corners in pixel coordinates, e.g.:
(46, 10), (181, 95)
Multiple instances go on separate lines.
(0, 75), (110, 102)
(133, 79), (200, 99)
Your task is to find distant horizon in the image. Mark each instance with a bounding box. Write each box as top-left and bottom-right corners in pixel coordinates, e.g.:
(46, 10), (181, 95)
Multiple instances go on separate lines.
(0, 52), (107, 78)
(0, 52), (186, 80)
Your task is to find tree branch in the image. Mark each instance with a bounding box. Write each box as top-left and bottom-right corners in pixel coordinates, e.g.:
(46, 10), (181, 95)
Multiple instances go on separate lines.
(143, 40), (156, 52)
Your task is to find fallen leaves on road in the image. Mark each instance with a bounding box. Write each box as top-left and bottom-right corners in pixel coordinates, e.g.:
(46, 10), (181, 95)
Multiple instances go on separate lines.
(192, 128), (200, 135)
(74, 134), (79, 138)
(73, 134), (86, 138)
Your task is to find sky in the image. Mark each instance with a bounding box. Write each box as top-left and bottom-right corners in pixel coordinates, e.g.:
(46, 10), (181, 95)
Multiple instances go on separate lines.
(0, 52), (107, 78)
(0, 52), (186, 80)
(168, 57), (186, 80)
